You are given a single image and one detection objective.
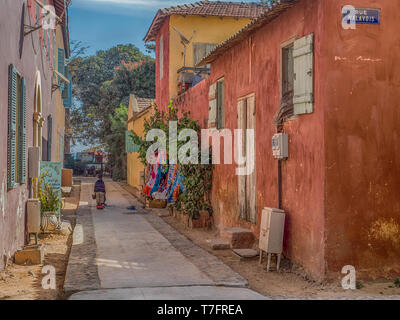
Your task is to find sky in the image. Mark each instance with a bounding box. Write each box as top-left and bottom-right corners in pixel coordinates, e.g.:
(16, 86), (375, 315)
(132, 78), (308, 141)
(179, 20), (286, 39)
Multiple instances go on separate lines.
(69, 0), (258, 57)
(68, 0), (258, 152)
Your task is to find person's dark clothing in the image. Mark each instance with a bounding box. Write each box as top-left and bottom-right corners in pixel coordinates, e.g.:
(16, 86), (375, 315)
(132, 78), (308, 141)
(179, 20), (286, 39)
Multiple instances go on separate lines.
(94, 180), (106, 193)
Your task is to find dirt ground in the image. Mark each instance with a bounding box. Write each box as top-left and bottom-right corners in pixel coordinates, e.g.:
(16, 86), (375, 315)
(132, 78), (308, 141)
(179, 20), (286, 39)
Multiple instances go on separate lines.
(162, 215), (400, 298)
(0, 186), (80, 300)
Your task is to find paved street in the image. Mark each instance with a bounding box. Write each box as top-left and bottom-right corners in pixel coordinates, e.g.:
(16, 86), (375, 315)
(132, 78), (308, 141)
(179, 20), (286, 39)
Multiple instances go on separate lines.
(66, 179), (267, 300)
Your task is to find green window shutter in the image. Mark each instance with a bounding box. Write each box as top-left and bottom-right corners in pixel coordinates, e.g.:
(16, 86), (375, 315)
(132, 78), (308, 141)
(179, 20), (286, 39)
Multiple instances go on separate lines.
(216, 80), (225, 129)
(58, 48), (65, 89)
(125, 130), (139, 153)
(63, 69), (72, 107)
(8, 65), (17, 189)
(19, 78), (27, 184)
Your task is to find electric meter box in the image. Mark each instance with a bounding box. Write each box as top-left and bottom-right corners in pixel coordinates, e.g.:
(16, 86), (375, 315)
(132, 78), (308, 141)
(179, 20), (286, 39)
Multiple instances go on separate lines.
(272, 133), (288, 160)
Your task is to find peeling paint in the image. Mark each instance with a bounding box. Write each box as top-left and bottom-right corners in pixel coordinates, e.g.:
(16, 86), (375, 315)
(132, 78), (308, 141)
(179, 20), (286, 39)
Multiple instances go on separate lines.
(368, 218), (400, 247)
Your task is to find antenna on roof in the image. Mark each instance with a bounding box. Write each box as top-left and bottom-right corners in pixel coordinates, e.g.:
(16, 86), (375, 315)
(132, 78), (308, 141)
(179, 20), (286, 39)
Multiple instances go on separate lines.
(173, 27), (196, 68)
(173, 26), (190, 45)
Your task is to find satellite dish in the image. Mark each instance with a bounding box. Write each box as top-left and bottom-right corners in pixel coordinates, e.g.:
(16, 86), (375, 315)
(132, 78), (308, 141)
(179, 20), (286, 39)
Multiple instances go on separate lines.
(173, 26), (190, 46)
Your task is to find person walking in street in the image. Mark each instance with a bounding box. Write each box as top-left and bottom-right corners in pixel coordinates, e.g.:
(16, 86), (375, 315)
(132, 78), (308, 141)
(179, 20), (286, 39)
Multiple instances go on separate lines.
(94, 173), (106, 209)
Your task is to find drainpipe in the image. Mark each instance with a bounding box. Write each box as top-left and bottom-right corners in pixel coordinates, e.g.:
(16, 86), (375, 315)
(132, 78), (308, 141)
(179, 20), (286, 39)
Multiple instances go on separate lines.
(277, 126), (283, 210)
(278, 159), (282, 210)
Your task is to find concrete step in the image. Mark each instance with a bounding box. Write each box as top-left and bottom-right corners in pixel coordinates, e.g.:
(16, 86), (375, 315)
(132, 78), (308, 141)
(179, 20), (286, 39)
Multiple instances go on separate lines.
(221, 227), (255, 249)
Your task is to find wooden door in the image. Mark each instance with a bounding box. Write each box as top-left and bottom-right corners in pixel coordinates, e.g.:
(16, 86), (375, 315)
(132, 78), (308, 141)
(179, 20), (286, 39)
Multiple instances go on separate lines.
(237, 95), (257, 224)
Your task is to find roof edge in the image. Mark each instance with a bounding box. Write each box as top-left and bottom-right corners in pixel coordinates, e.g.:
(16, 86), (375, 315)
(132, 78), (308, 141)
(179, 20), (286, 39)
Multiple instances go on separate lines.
(197, 0), (298, 66)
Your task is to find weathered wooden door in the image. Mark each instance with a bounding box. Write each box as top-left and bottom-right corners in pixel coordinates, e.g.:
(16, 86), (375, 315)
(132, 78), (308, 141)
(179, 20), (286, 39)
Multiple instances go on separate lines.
(237, 95), (257, 224)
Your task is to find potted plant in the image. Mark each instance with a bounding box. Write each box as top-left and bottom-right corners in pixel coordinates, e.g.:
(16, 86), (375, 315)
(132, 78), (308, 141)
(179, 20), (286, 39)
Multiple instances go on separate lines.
(38, 174), (61, 232)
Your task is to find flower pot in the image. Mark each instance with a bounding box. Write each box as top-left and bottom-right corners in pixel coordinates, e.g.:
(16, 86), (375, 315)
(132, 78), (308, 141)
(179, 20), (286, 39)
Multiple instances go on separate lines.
(149, 199), (167, 208)
(41, 212), (60, 232)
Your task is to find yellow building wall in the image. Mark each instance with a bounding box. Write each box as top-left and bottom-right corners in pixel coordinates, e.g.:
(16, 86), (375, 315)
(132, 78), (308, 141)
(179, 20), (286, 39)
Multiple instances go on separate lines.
(54, 24), (65, 163)
(127, 108), (152, 190)
(168, 15), (252, 99)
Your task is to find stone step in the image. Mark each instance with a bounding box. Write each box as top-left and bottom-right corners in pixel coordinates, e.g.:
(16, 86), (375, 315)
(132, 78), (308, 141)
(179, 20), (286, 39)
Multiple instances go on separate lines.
(14, 244), (44, 265)
(221, 227), (255, 249)
(206, 239), (230, 250)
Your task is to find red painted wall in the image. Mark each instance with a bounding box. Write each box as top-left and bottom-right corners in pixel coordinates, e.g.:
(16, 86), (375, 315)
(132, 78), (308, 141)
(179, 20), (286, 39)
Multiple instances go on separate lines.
(322, 0), (400, 279)
(174, 0), (326, 279)
(162, 0), (400, 280)
(155, 18), (170, 110)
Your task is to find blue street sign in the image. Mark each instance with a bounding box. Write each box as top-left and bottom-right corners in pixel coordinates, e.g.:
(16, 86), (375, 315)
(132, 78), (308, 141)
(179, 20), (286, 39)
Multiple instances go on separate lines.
(343, 8), (381, 25)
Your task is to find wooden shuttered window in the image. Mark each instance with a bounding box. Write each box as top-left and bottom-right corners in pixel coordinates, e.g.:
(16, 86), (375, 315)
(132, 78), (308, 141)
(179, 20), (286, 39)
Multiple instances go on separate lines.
(216, 79), (225, 130)
(62, 69), (72, 107)
(8, 65), (26, 188)
(58, 48), (65, 89)
(8, 65), (18, 189)
(293, 33), (314, 115)
(208, 79), (225, 130)
(193, 43), (216, 67)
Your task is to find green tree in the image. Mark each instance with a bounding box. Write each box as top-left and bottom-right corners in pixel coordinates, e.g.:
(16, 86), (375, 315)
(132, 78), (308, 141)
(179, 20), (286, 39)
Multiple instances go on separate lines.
(105, 104), (129, 181)
(69, 44), (155, 180)
(69, 44), (153, 144)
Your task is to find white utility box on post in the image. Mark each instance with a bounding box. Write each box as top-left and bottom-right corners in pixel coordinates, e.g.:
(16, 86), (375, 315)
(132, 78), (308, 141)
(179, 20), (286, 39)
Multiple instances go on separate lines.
(272, 133), (288, 160)
(27, 199), (41, 244)
(259, 207), (286, 271)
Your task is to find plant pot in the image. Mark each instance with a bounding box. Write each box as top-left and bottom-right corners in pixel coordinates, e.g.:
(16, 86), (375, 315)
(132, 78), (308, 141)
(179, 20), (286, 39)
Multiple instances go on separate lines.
(149, 199), (167, 208)
(41, 212), (60, 232)
(189, 211), (213, 229)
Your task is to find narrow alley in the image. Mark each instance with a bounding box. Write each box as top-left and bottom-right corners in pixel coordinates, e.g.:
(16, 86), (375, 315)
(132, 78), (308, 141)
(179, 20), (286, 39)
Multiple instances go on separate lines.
(66, 179), (267, 300)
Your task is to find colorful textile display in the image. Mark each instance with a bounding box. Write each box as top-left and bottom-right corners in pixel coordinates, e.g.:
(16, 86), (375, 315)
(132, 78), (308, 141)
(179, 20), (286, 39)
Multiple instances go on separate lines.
(142, 151), (165, 196)
(142, 156), (186, 203)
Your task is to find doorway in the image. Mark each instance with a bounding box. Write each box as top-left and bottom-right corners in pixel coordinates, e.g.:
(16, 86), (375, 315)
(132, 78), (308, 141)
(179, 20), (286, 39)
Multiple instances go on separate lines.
(237, 94), (257, 224)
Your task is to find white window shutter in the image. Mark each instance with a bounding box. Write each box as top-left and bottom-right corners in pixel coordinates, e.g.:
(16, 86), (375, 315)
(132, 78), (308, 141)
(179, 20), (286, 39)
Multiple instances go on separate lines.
(293, 33), (314, 115)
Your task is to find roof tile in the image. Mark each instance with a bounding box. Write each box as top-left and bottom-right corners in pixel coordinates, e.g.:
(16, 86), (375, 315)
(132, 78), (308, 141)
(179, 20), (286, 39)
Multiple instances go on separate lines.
(144, 1), (271, 42)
